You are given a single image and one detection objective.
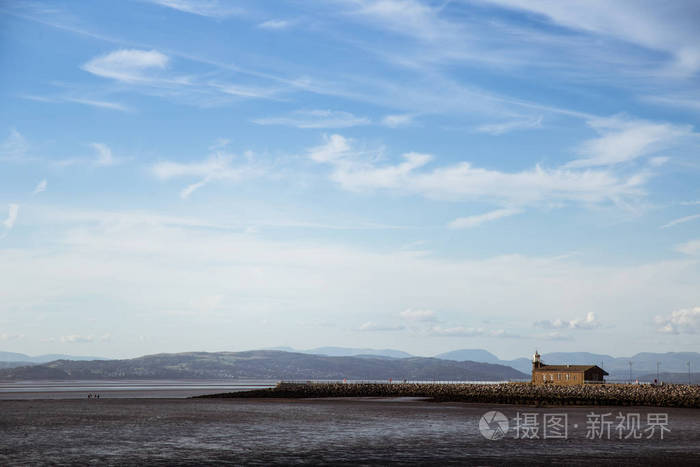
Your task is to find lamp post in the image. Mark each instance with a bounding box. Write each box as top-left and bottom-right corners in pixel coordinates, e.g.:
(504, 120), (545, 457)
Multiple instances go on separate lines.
(628, 361), (632, 383)
(657, 361), (660, 383)
(689, 361), (692, 385)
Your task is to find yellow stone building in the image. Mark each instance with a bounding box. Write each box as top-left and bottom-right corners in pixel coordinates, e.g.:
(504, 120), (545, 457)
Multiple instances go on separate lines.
(531, 351), (608, 385)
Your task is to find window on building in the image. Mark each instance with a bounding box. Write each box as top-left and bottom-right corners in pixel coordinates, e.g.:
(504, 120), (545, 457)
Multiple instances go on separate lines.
(557, 373), (561, 380)
(566, 374), (570, 381)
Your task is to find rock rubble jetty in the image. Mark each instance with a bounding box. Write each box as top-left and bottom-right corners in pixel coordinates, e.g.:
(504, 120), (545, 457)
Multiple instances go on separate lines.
(198, 382), (700, 408)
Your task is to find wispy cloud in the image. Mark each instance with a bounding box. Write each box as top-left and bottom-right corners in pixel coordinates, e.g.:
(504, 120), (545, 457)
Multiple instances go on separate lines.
(91, 143), (116, 166)
(23, 95), (130, 112)
(642, 94), (700, 112)
(54, 143), (122, 168)
(253, 110), (371, 129)
(65, 97), (130, 112)
(0, 129), (29, 162)
(258, 19), (292, 30)
(448, 208), (521, 229)
(534, 312), (601, 330)
(476, 116), (543, 135)
(428, 325), (516, 338)
(82, 49), (171, 84)
(357, 321), (405, 332)
(307, 134), (650, 206)
(400, 309), (437, 322)
(0, 333), (25, 341)
(144, 0), (243, 18)
(209, 81), (284, 100)
(483, 0), (700, 75)
(151, 149), (264, 199)
(32, 179), (47, 195)
(381, 113), (416, 128)
(3, 204), (19, 230)
(566, 115), (693, 168)
(1, 204), (20, 240)
(676, 238), (700, 256)
(60, 334), (94, 343)
(655, 306), (700, 334)
(660, 213), (700, 229)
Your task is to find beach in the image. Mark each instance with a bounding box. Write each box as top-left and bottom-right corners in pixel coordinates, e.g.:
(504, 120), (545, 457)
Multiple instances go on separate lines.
(1, 397), (699, 465)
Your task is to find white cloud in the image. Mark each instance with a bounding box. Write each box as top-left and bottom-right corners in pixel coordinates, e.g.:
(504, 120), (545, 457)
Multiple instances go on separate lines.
(3, 204), (19, 229)
(661, 214), (700, 229)
(676, 239), (700, 256)
(483, 0), (700, 75)
(358, 321), (405, 332)
(146, 0), (243, 17)
(60, 334), (94, 343)
(448, 208), (521, 229)
(655, 306), (700, 334)
(381, 113), (416, 128)
(347, 0), (460, 44)
(151, 150), (264, 198)
(82, 49), (170, 83)
(210, 82), (283, 100)
(428, 325), (514, 338)
(32, 179), (47, 195)
(0, 129), (29, 161)
(643, 94), (700, 112)
(648, 156), (669, 167)
(258, 19), (292, 30)
(534, 312), (601, 330)
(0, 333), (25, 341)
(91, 143), (116, 166)
(308, 134), (649, 206)
(307, 134), (353, 163)
(534, 331), (570, 341)
(566, 115), (692, 168)
(253, 110), (370, 129)
(2, 207), (700, 353)
(66, 98), (130, 112)
(400, 309), (437, 322)
(476, 116), (543, 135)
(22, 95), (130, 112)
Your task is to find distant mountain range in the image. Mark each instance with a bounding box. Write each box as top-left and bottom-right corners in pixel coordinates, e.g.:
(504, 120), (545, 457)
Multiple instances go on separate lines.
(266, 346), (413, 359)
(0, 351), (108, 368)
(268, 347), (700, 381)
(0, 350), (526, 381)
(1, 347), (697, 382)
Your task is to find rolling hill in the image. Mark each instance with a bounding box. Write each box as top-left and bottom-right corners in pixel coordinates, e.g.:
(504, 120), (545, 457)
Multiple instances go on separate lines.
(0, 350), (526, 381)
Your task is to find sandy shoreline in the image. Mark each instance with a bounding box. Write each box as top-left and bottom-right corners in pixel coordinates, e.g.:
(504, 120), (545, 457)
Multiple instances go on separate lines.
(1, 397), (698, 465)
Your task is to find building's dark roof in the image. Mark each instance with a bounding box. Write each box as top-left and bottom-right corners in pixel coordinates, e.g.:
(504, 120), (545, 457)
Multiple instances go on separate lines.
(534, 364), (609, 375)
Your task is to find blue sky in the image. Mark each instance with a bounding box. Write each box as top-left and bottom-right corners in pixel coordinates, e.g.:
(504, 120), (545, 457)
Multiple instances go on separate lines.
(1, 0), (699, 359)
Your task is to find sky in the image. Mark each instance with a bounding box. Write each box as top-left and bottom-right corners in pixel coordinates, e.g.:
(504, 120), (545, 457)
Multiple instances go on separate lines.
(0, 0), (699, 360)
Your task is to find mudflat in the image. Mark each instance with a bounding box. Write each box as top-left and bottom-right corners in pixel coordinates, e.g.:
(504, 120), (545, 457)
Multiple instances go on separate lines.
(1, 398), (698, 465)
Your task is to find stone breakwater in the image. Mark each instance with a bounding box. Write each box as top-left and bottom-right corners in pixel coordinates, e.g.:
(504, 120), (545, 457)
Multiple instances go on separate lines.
(198, 382), (700, 408)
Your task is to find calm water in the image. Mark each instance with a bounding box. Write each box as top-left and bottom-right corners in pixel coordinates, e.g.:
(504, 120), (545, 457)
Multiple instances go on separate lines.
(0, 380), (277, 399)
(1, 397), (698, 465)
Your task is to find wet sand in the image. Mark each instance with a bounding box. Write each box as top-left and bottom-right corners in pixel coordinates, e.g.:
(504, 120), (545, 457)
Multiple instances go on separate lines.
(0, 380), (276, 400)
(1, 397), (698, 465)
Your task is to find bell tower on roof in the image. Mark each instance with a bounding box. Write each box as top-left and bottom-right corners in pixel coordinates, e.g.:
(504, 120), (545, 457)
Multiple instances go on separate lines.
(532, 350), (542, 370)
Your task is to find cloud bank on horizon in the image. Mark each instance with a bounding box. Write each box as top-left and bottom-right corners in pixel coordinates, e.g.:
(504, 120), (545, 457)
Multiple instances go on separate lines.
(0, 0), (698, 359)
